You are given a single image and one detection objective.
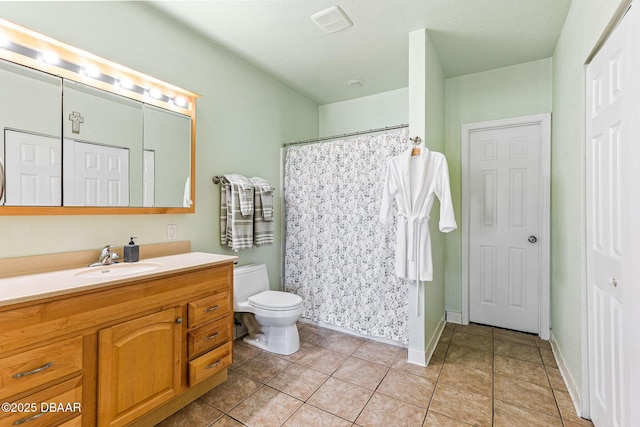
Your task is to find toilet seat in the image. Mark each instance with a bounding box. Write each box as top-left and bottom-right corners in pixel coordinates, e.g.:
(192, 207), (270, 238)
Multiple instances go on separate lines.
(249, 290), (302, 311)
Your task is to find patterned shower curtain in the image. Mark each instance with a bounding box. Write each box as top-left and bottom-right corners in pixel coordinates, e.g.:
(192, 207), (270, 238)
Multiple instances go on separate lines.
(283, 128), (409, 343)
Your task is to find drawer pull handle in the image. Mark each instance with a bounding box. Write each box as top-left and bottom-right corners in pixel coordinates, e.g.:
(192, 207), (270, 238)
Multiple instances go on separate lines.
(13, 362), (54, 379)
(204, 305), (220, 313)
(205, 359), (222, 369)
(203, 332), (220, 341)
(13, 408), (48, 425)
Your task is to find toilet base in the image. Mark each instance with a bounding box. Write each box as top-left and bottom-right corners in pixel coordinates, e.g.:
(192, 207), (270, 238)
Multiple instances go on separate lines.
(243, 324), (300, 355)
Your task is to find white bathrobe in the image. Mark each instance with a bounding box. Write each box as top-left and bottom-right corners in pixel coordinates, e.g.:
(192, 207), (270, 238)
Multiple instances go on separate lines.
(379, 147), (457, 281)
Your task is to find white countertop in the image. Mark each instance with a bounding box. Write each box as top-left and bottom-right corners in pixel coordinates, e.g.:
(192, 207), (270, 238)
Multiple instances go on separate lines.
(0, 252), (237, 308)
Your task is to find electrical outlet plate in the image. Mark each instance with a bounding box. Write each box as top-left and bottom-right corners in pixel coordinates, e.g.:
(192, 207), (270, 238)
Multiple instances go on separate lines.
(167, 224), (177, 240)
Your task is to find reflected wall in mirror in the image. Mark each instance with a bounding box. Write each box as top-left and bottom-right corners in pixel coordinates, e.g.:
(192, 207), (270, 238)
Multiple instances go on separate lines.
(0, 18), (199, 215)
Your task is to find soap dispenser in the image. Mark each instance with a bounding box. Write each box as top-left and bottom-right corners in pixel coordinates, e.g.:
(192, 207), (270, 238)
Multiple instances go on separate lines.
(123, 237), (139, 263)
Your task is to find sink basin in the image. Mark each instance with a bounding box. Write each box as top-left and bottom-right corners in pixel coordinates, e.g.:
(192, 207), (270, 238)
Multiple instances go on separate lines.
(74, 262), (162, 279)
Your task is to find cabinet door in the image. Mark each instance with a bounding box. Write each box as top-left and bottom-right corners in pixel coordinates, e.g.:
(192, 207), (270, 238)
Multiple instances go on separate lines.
(98, 308), (181, 427)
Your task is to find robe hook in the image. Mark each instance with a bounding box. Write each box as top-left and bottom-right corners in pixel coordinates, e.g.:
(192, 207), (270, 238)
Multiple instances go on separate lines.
(410, 136), (422, 145)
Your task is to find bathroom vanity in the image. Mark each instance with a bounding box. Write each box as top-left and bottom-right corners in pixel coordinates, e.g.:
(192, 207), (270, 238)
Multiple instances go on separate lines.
(0, 251), (236, 427)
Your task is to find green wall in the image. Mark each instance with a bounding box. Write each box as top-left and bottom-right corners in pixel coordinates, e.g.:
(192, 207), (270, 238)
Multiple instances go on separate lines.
(551, 0), (627, 403)
(0, 1), (318, 289)
(444, 58), (553, 314)
(319, 88), (408, 137)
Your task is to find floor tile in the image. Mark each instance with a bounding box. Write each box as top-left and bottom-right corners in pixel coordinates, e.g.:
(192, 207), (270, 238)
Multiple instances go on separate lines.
(539, 347), (558, 368)
(299, 324), (335, 346)
(376, 369), (435, 408)
(307, 377), (373, 422)
(353, 340), (402, 366)
(284, 404), (352, 427)
(493, 328), (537, 347)
(438, 362), (492, 397)
(432, 341), (449, 361)
(450, 330), (493, 353)
(231, 352), (292, 383)
(493, 399), (562, 427)
(319, 333), (366, 355)
(355, 392), (426, 427)
(227, 385), (303, 427)
(211, 415), (246, 426)
(553, 389), (594, 426)
(545, 366), (567, 391)
(231, 340), (262, 367)
(333, 356), (388, 389)
(494, 339), (543, 364)
(156, 322), (579, 427)
(454, 323), (493, 337)
(494, 374), (559, 416)
(423, 411), (473, 426)
(156, 399), (223, 427)
(493, 354), (550, 387)
(391, 349), (443, 382)
(275, 340), (317, 362)
(200, 371), (262, 412)
(428, 383), (492, 427)
(297, 346), (349, 375)
(444, 344), (493, 373)
(267, 363), (329, 400)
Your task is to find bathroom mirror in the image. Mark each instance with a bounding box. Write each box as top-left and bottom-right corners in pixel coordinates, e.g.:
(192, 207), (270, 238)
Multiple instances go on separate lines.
(0, 18), (198, 215)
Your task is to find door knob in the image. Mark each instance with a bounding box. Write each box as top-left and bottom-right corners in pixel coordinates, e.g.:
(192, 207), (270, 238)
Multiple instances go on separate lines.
(528, 235), (538, 243)
(609, 277), (618, 287)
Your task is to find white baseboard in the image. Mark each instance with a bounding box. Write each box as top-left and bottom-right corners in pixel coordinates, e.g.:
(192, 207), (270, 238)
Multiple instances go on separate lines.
(446, 311), (462, 324)
(550, 331), (583, 418)
(408, 313), (446, 367)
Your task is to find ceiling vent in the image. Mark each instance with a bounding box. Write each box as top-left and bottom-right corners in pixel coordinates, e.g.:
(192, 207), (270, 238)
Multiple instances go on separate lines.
(311, 6), (353, 34)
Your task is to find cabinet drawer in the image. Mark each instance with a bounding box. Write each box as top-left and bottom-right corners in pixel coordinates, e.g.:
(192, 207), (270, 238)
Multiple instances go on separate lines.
(188, 342), (232, 386)
(58, 415), (82, 427)
(188, 291), (230, 328)
(188, 316), (232, 358)
(0, 336), (82, 401)
(0, 376), (82, 427)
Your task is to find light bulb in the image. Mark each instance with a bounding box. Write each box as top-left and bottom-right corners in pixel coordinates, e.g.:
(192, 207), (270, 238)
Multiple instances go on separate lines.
(40, 50), (59, 65)
(149, 88), (162, 99)
(0, 32), (9, 48)
(175, 96), (187, 107)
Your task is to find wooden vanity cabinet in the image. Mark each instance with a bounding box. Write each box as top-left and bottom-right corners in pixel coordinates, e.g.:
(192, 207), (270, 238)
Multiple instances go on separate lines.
(0, 259), (234, 427)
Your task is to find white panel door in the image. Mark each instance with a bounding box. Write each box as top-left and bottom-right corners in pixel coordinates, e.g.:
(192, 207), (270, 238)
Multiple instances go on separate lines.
(586, 5), (638, 425)
(63, 139), (129, 206)
(4, 130), (61, 206)
(468, 124), (541, 333)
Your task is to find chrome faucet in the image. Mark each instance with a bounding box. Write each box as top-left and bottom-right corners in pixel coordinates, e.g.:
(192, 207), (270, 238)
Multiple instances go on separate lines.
(89, 245), (119, 267)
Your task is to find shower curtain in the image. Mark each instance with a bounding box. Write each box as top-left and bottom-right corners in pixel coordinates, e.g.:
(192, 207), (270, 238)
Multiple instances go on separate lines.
(283, 128), (409, 343)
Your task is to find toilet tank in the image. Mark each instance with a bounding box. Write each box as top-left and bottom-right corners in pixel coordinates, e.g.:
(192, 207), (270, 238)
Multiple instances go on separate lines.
(233, 264), (270, 310)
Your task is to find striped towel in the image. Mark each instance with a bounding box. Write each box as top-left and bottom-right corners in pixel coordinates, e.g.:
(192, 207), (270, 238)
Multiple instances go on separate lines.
(220, 174), (254, 251)
(249, 176), (274, 246)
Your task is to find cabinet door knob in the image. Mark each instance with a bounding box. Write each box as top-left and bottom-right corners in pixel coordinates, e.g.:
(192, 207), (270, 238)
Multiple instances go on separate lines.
(176, 317), (183, 324)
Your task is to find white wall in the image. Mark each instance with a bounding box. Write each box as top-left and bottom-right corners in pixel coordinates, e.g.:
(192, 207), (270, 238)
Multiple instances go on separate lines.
(0, 1), (318, 289)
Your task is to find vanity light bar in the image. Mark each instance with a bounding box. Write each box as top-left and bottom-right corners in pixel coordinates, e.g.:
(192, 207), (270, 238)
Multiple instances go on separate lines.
(0, 18), (199, 117)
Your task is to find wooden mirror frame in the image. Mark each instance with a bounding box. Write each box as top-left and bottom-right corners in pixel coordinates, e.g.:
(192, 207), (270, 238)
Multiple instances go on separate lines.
(0, 18), (199, 215)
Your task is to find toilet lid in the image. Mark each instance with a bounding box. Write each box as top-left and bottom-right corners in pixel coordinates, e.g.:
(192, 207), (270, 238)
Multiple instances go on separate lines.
(249, 291), (302, 311)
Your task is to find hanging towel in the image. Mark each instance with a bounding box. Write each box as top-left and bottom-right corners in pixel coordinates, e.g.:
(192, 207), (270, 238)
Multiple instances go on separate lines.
(221, 174), (254, 251)
(249, 176), (274, 220)
(249, 176), (274, 246)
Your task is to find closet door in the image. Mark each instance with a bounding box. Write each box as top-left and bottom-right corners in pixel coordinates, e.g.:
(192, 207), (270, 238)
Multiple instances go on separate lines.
(586, 4), (640, 425)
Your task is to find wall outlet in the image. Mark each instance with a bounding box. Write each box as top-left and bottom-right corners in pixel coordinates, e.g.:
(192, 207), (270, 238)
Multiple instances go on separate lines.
(167, 224), (177, 241)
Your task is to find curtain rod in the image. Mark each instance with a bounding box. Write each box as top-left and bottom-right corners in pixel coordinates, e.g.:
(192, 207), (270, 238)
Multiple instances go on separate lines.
(283, 123), (409, 147)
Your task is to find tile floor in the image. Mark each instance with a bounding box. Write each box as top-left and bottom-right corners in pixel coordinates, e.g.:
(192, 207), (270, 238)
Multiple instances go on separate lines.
(156, 322), (595, 427)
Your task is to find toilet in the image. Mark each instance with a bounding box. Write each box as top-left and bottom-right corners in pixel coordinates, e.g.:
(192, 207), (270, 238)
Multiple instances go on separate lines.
(233, 264), (303, 355)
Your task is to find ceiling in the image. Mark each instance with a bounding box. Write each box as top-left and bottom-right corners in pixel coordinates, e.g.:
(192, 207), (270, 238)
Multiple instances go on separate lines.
(146, 0), (572, 105)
